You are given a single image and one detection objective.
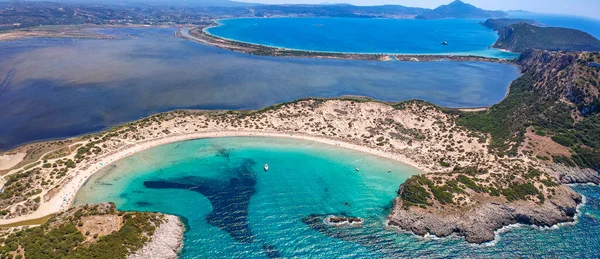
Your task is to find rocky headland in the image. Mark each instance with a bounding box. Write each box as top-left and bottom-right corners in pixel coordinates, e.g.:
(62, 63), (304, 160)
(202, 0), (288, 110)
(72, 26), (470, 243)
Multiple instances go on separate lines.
(388, 180), (581, 243)
(482, 19), (600, 52)
(386, 50), (600, 243)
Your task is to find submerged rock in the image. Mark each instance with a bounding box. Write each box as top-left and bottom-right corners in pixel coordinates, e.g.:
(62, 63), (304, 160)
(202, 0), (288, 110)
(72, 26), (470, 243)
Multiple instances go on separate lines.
(144, 158), (257, 243)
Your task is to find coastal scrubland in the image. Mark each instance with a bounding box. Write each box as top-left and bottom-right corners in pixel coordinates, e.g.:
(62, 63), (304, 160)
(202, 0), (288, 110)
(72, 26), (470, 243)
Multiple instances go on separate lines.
(0, 203), (181, 259)
(458, 51), (600, 171)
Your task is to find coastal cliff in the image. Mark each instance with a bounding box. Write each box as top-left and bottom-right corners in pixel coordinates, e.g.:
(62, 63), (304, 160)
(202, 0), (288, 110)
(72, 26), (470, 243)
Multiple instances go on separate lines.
(388, 178), (581, 243)
(547, 164), (600, 184)
(128, 214), (184, 259)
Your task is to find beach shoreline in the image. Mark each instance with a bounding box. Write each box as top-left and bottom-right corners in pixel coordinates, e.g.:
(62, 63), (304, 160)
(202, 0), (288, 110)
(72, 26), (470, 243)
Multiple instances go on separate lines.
(180, 26), (515, 63)
(0, 130), (424, 225)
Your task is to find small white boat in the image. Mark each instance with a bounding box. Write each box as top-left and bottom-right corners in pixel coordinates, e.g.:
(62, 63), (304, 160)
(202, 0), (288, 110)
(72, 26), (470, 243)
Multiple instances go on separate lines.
(264, 164), (269, 171)
(355, 168), (360, 172)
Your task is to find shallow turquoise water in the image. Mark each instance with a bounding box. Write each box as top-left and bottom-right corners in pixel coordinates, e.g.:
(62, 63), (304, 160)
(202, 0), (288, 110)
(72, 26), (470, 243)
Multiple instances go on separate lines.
(74, 137), (600, 258)
(206, 18), (519, 58)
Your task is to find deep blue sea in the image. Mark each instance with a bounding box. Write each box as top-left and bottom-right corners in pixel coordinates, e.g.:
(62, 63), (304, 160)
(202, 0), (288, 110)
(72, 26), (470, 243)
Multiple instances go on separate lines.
(74, 137), (600, 258)
(0, 28), (520, 151)
(206, 18), (519, 58)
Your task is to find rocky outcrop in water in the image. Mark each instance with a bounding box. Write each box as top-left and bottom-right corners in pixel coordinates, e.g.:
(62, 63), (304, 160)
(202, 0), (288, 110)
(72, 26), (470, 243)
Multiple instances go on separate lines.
(387, 181), (582, 244)
(128, 214), (184, 259)
(324, 215), (364, 227)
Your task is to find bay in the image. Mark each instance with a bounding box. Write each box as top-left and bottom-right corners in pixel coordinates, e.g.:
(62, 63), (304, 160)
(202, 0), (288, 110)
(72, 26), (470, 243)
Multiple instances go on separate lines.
(74, 137), (600, 258)
(205, 17), (519, 58)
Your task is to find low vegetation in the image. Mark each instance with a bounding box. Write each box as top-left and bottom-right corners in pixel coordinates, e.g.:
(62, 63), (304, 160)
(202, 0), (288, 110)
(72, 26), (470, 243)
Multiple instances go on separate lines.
(0, 203), (163, 259)
(458, 51), (600, 170)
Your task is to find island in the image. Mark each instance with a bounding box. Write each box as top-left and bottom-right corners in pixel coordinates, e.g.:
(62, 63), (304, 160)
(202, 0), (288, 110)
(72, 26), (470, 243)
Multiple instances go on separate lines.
(1, 50), (599, 247)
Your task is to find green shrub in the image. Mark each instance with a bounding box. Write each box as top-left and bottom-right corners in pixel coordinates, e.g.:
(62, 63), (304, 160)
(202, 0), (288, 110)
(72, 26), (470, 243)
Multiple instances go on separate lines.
(502, 182), (539, 201)
(400, 176), (432, 207)
(457, 175), (487, 193)
(439, 160), (451, 167)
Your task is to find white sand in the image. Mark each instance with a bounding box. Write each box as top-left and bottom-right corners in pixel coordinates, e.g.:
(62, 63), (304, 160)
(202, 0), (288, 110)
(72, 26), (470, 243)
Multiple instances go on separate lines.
(0, 153), (26, 171)
(0, 131), (422, 225)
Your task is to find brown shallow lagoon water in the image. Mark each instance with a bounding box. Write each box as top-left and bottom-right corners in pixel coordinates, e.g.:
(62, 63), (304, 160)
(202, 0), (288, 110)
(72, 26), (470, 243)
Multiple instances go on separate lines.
(0, 27), (520, 150)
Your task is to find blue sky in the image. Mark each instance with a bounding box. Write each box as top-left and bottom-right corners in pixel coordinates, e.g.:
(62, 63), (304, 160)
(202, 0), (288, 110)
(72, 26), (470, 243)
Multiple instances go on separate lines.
(234, 0), (600, 19)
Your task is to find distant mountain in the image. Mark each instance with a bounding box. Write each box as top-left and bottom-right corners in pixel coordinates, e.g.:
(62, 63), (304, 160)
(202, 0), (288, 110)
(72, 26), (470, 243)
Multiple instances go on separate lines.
(248, 4), (429, 18)
(492, 23), (600, 52)
(416, 0), (507, 20)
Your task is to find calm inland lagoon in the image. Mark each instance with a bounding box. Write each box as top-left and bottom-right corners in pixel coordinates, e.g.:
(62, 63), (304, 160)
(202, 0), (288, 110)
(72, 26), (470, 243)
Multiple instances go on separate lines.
(0, 27), (520, 150)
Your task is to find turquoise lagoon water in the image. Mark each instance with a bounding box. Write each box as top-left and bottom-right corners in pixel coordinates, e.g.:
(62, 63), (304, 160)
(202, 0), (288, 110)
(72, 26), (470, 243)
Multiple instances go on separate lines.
(206, 18), (519, 58)
(74, 137), (600, 258)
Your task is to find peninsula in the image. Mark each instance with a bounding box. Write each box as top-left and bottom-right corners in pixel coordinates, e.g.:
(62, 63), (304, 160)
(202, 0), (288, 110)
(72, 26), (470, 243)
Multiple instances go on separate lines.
(483, 19), (600, 52)
(1, 50), (599, 245)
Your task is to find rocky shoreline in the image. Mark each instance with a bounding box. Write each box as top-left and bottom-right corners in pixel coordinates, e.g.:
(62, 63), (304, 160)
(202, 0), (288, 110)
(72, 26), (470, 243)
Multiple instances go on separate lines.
(129, 214), (185, 259)
(387, 182), (582, 244)
(546, 164), (600, 185)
